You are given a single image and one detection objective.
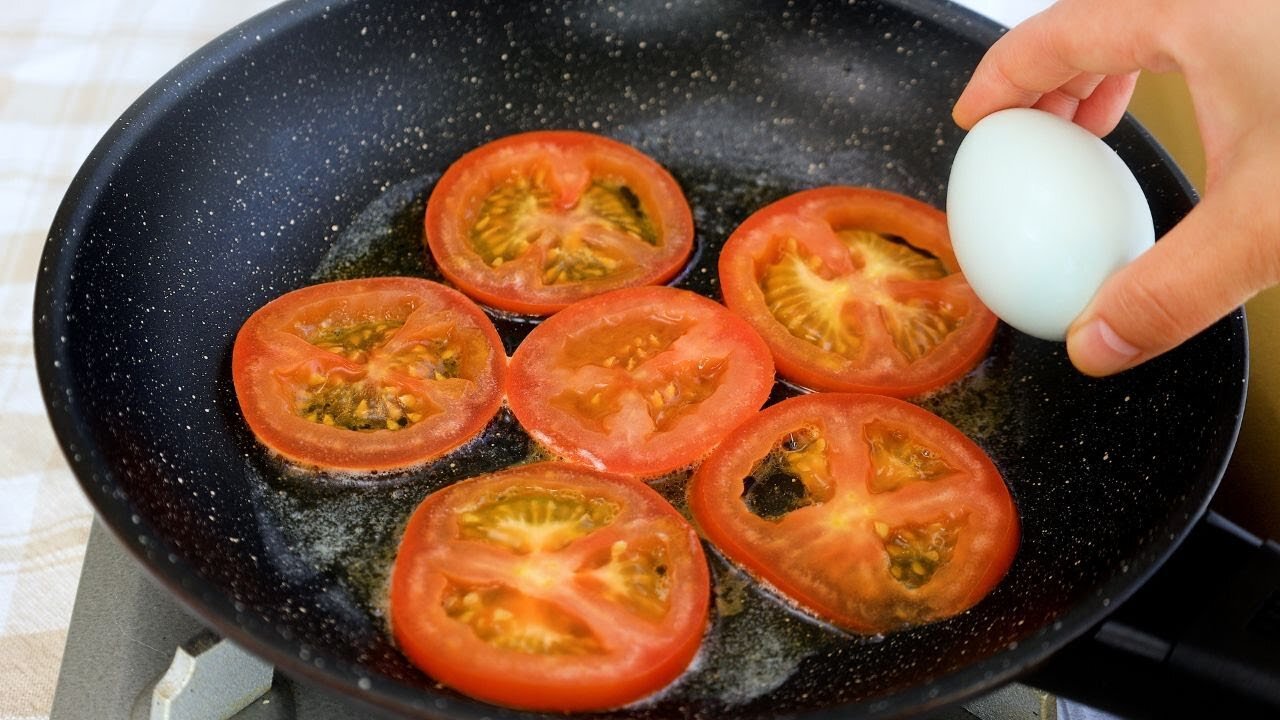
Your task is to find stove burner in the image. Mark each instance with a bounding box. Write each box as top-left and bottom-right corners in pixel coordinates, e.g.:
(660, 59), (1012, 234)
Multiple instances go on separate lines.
(51, 519), (1071, 719)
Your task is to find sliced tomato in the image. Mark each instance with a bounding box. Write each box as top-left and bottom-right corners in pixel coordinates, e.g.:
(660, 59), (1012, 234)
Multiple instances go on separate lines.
(390, 462), (710, 711)
(718, 186), (997, 397)
(231, 278), (506, 472)
(507, 286), (775, 476)
(688, 393), (1018, 634)
(425, 131), (695, 315)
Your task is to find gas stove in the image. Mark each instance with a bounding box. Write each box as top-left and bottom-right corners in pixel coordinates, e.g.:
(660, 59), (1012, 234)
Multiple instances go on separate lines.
(51, 519), (1066, 720)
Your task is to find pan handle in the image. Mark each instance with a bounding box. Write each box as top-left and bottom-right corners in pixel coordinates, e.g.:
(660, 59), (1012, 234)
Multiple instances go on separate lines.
(1024, 510), (1280, 719)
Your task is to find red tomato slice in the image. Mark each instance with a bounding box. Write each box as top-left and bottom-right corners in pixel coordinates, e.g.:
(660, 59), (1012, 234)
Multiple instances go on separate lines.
(390, 462), (710, 711)
(718, 186), (997, 397)
(507, 286), (775, 476)
(231, 278), (507, 472)
(688, 393), (1018, 634)
(425, 131), (695, 315)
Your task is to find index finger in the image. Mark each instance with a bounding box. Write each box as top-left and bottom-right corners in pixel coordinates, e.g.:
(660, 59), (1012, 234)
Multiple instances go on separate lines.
(952, 0), (1180, 129)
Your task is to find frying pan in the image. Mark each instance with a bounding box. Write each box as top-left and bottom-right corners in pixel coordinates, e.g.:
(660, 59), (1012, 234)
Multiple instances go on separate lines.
(32, 0), (1275, 717)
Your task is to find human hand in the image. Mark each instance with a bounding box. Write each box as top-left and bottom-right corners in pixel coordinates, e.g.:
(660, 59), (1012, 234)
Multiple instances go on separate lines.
(952, 0), (1280, 376)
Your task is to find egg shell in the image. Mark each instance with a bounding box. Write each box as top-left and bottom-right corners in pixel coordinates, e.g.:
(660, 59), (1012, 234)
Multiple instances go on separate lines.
(946, 108), (1155, 341)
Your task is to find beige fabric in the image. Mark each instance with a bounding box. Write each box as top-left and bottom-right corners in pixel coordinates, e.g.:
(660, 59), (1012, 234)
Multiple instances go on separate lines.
(0, 2), (275, 717)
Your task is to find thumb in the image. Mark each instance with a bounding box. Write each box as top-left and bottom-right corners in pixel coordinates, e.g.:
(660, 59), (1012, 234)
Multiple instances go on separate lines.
(1066, 192), (1277, 376)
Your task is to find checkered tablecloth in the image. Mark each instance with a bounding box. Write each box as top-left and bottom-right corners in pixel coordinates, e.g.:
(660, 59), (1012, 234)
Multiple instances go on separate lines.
(0, 2), (277, 716)
(0, 1), (1064, 717)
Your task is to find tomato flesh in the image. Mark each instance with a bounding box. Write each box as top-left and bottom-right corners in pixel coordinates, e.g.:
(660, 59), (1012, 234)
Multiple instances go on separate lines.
(720, 187), (997, 396)
(507, 286), (776, 476)
(426, 131), (694, 315)
(231, 278), (506, 471)
(470, 173), (658, 281)
(391, 463), (710, 711)
(688, 393), (1018, 634)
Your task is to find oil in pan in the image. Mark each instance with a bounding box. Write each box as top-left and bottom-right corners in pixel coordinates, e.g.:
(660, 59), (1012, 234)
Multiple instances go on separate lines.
(242, 160), (1032, 715)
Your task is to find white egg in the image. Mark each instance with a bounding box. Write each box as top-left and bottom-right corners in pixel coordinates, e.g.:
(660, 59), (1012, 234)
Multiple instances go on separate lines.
(946, 107), (1155, 341)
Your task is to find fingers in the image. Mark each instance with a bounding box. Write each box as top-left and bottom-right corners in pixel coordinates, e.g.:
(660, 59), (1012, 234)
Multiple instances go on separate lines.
(980, 70), (1137, 137)
(1070, 72), (1140, 136)
(953, 0), (1174, 130)
(953, 0), (1280, 377)
(1066, 185), (1280, 375)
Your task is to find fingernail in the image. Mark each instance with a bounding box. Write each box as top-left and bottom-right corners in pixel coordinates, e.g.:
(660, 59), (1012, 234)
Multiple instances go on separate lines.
(1067, 318), (1139, 376)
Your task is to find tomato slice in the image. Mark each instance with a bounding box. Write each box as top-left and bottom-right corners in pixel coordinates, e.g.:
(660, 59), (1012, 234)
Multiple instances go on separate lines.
(390, 462), (710, 711)
(718, 186), (997, 397)
(687, 393), (1018, 634)
(425, 131), (695, 315)
(231, 278), (507, 472)
(507, 286), (775, 476)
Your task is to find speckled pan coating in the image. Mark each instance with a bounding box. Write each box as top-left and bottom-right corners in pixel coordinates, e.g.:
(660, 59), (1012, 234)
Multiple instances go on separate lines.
(34, 1), (1246, 718)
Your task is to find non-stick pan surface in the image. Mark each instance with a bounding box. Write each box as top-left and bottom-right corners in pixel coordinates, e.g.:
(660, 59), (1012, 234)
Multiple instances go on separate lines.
(35, 0), (1247, 717)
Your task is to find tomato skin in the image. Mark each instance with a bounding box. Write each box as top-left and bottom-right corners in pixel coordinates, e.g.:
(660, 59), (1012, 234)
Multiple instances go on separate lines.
(688, 393), (1018, 634)
(425, 131), (695, 315)
(718, 186), (998, 397)
(231, 278), (507, 472)
(507, 286), (775, 477)
(390, 462), (710, 711)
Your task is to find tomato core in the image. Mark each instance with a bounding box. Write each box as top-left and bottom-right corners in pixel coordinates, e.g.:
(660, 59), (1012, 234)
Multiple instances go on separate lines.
(759, 229), (961, 363)
(457, 486), (621, 554)
(426, 131), (694, 315)
(880, 518), (963, 591)
(720, 187), (997, 396)
(469, 174), (659, 280)
(740, 426), (833, 521)
(688, 393), (1018, 634)
(391, 463), (710, 711)
(441, 582), (604, 655)
(507, 286), (775, 475)
(232, 278), (507, 471)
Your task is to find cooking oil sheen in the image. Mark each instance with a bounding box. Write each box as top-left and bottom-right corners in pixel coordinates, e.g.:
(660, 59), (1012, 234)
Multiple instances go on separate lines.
(246, 168), (1015, 710)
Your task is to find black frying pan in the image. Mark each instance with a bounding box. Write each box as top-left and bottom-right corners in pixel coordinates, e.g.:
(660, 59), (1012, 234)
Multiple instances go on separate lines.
(33, 0), (1266, 717)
